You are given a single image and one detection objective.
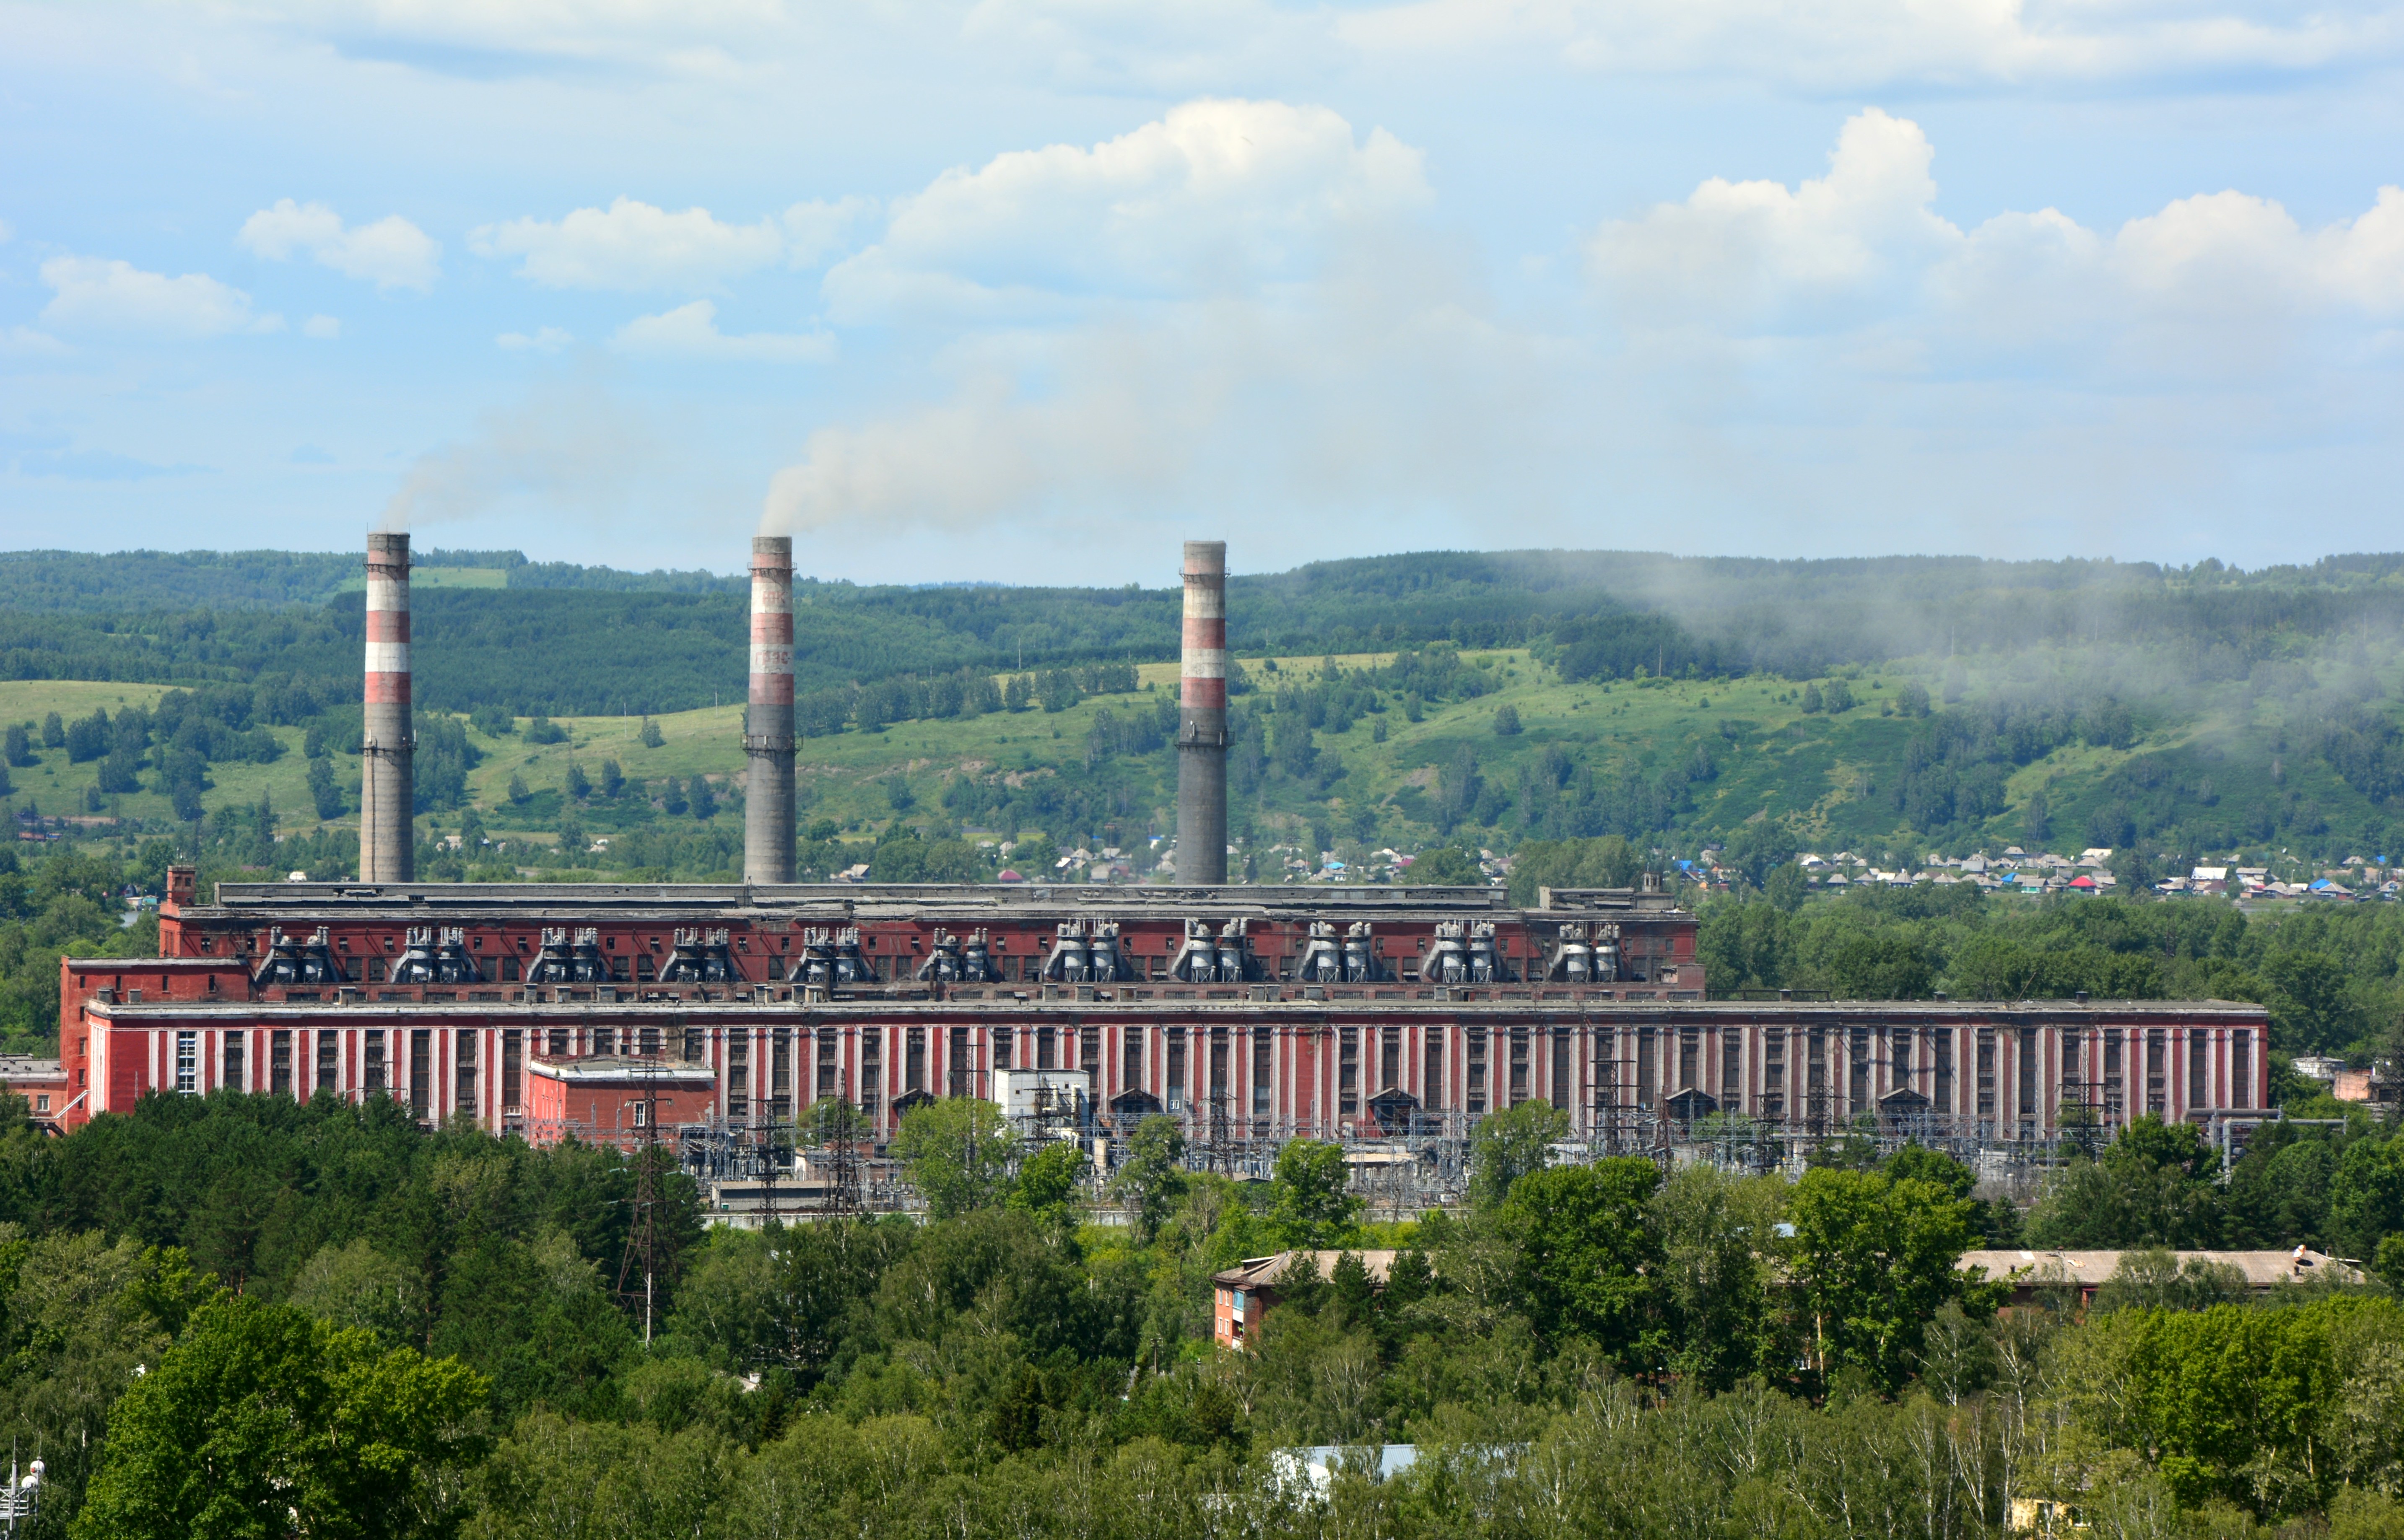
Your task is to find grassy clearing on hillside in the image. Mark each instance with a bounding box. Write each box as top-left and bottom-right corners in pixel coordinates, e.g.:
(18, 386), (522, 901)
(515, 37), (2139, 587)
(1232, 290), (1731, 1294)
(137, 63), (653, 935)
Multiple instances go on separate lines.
(0, 683), (325, 832)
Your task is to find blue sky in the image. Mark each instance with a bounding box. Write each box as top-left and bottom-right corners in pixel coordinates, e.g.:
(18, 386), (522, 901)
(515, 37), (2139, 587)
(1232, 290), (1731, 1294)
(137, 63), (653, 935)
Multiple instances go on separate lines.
(2, 0), (2399, 584)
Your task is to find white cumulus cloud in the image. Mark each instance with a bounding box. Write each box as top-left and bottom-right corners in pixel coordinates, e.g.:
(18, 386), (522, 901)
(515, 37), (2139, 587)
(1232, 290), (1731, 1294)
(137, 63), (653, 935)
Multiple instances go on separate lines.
(39, 257), (279, 339)
(824, 98), (1431, 319)
(214, 0), (2404, 96)
(1588, 108), (1960, 332)
(498, 327), (576, 353)
(611, 301), (833, 362)
(303, 314), (342, 339)
(1589, 109), (2404, 355)
(1337, 0), (2404, 92)
(470, 196), (865, 292)
(761, 99), (2404, 573)
(765, 100), (1545, 544)
(238, 199), (442, 291)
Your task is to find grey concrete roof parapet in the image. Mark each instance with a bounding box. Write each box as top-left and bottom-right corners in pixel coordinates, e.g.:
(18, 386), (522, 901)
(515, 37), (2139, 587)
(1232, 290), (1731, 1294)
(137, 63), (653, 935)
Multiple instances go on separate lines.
(196, 880), (1688, 923)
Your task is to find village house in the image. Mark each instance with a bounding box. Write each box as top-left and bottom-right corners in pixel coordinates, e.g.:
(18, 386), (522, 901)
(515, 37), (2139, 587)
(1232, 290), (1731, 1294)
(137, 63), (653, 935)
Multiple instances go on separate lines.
(1212, 1250), (1400, 1349)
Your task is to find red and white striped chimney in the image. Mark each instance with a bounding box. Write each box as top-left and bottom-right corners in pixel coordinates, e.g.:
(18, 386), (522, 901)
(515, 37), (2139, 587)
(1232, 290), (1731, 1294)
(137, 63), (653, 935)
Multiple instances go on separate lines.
(361, 531), (414, 882)
(743, 535), (797, 884)
(1175, 539), (1229, 885)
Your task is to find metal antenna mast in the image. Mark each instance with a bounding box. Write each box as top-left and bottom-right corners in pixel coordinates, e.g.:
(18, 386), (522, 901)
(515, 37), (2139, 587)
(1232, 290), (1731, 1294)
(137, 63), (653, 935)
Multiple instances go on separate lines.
(759, 1095), (784, 1228)
(831, 1105), (861, 1214)
(616, 1053), (665, 1344)
(1, 1438), (40, 1536)
(1203, 1087), (1235, 1177)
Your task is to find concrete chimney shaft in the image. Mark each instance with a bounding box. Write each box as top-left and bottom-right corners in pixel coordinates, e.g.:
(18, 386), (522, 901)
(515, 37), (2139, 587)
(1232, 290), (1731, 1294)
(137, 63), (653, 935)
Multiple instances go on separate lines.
(1176, 539), (1229, 885)
(743, 535), (797, 884)
(361, 531), (414, 882)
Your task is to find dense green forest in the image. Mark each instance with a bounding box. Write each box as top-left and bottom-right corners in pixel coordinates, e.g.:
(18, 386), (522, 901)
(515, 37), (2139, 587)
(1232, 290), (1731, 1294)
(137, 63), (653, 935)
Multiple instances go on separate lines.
(11, 545), (2404, 712)
(8, 545), (2404, 872)
(0, 1090), (2397, 1538)
(8, 546), (2404, 861)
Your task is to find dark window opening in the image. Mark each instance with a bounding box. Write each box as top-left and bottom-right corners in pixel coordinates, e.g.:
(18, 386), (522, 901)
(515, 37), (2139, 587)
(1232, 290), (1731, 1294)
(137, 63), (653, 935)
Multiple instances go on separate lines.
(455, 1030), (478, 1116)
(409, 1030), (431, 1117)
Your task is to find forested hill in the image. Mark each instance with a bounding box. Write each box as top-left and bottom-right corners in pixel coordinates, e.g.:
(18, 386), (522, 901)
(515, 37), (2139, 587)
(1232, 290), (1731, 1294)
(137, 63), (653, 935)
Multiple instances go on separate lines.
(8, 546), (2404, 716)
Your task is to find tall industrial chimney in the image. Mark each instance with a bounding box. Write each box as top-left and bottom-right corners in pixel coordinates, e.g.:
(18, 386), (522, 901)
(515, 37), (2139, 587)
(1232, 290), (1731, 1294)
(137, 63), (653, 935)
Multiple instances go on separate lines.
(361, 531), (414, 882)
(743, 535), (797, 884)
(1176, 539), (1229, 886)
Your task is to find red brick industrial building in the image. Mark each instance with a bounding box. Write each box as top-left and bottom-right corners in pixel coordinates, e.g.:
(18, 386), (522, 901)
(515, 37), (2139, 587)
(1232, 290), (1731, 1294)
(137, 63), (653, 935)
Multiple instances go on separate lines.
(55, 870), (2269, 1147)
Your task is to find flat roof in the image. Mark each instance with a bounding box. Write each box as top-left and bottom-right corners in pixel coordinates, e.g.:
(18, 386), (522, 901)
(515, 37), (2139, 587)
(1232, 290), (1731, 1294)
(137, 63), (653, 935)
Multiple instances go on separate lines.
(1961, 1249), (2366, 1288)
(187, 880), (1689, 924)
(80, 996), (2269, 1023)
(528, 1055), (718, 1085)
